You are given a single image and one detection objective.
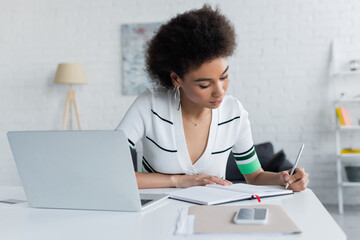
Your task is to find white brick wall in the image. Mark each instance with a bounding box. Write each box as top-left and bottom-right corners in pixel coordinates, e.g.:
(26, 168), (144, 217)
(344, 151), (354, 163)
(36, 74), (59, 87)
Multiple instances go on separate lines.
(1, 0), (360, 204)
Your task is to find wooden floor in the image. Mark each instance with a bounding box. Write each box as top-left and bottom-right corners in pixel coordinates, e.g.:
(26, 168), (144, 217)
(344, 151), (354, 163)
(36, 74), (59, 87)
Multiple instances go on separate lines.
(324, 204), (360, 240)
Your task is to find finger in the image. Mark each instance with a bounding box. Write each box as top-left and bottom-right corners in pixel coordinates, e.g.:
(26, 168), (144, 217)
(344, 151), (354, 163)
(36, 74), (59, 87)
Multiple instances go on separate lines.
(288, 172), (309, 191)
(287, 167), (304, 175)
(294, 167), (305, 173)
(200, 178), (216, 186)
(219, 178), (232, 185)
(198, 175), (232, 186)
(209, 176), (232, 186)
(288, 168), (306, 184)
(280, 171), (290, 183)
(289, 177), (309, 192)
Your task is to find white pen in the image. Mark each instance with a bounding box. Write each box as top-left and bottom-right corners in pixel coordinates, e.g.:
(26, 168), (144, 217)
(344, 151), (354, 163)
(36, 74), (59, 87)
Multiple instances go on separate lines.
(285, 144), (305, 189)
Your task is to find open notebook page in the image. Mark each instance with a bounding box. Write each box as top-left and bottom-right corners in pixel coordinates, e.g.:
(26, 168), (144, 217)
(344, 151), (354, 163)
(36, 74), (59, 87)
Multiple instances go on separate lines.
(206, 183), (293, 197)
(169, 186), (250, 205)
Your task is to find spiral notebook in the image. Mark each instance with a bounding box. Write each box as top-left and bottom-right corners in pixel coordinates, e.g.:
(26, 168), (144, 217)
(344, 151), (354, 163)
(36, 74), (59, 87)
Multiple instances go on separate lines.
(169, 183), (293, 205)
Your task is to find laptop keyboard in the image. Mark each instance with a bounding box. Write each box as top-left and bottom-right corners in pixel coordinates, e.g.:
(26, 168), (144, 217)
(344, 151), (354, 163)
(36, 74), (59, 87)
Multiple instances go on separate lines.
(141, 199), (153, 206)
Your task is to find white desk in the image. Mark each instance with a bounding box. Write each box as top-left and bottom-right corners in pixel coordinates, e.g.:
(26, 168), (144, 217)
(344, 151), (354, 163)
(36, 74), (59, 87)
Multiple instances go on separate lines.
(0, 187), (346, 240)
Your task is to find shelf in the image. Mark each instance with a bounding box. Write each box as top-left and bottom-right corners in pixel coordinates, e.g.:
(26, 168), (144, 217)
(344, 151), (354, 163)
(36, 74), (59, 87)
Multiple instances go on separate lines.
(333, 70), (360, 77)
(335, 98), (360, 104)
(331, 39), (360, 213)
(337, 126), (360, 130)
(340, 153), (360, 158)
(342, 182), (360, 187)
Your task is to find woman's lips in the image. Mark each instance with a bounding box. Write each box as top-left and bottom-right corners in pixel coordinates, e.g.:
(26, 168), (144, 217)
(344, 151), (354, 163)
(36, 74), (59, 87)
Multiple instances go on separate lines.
(210, 98), (223, 105)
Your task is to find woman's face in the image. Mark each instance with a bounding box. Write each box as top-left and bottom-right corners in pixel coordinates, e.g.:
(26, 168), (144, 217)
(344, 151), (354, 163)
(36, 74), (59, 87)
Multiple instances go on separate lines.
(176, 57), (229, 109)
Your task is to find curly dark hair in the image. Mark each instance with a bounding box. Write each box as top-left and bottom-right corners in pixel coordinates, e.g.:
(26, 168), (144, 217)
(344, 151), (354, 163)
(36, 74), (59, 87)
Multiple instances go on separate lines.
(145, 4), (236, 91)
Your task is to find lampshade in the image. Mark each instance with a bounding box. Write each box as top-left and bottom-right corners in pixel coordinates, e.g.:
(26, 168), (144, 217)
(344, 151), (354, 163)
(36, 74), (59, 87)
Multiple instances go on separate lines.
(54, 63), (88, 85)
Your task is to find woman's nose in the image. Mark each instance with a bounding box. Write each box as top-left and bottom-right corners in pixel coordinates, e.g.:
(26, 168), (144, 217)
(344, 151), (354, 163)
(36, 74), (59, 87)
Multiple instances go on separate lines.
(212, 81), (225, 97)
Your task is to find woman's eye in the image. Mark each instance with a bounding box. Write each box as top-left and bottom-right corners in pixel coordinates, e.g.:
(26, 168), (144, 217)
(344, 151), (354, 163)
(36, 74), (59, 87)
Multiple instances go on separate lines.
(220, 74), (228, 80)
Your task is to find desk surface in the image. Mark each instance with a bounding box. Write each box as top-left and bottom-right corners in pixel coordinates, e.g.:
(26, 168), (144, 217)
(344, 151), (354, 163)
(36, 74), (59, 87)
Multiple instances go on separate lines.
(0, 187), (346, 240)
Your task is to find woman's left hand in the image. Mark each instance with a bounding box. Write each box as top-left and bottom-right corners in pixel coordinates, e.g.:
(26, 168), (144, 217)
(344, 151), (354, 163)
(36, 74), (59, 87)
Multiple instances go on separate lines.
(280, 167), (309, 192)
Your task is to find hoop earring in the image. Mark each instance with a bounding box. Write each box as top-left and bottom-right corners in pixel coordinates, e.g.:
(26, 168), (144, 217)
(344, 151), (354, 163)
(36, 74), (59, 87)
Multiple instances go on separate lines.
(174, 87), (181, 111)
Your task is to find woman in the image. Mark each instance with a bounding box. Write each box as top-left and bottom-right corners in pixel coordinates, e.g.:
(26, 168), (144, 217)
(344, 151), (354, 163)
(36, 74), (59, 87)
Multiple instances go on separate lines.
(117, 5), (309, 191)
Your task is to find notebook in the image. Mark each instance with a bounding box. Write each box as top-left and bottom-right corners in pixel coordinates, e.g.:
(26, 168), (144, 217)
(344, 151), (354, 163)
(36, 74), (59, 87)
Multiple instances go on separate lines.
(7, 130), (168, 211)
(169, 183), (293, 205)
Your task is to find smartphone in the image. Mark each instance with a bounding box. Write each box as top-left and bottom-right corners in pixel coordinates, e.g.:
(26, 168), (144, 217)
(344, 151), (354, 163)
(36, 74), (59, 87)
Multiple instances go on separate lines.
(233, 208), (268, 224)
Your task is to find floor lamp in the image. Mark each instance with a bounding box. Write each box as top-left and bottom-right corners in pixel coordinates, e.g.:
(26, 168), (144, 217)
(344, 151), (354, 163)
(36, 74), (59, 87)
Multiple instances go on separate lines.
(54, 63), (87, 130)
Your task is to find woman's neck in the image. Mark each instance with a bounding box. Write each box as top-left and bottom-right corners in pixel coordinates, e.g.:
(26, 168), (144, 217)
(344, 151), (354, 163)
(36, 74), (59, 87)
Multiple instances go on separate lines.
(180, 91), (210, 120)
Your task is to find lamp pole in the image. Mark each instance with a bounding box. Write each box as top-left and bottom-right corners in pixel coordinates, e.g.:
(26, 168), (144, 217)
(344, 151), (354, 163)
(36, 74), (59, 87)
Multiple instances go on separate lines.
(61, 84), (82, 130)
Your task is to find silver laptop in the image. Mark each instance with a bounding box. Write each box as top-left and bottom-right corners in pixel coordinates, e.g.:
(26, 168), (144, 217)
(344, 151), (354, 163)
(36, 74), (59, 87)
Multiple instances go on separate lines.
(7, 130), (168, 211)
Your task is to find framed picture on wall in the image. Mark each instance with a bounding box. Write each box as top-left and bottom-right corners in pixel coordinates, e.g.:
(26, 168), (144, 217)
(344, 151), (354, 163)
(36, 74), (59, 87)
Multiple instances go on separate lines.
(121, 22), (162, 95)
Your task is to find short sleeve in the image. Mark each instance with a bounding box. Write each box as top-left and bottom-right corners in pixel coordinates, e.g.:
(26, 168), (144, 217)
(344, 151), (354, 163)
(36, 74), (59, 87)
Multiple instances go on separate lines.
(115, 90), (150, 148)
(231, 100), (261, 175)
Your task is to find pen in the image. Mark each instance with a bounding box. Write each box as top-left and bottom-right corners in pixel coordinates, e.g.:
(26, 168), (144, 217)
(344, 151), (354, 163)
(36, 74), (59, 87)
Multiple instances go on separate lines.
(285, 144), (305, 189)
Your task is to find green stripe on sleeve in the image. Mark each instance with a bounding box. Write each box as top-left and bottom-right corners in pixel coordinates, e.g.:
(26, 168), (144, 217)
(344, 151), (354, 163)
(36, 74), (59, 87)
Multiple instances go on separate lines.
(142, 162), (153, 173)
(234, 149), (256, 161)
(237, 158), (261, 175)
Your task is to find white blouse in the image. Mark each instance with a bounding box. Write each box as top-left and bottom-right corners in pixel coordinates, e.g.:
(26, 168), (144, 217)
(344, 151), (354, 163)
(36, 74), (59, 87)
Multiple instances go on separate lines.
(116, 88), (261, 178)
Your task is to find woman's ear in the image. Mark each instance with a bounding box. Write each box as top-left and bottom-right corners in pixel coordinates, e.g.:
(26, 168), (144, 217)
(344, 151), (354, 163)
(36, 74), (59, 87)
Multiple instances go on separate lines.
(170, 72), (181, 88)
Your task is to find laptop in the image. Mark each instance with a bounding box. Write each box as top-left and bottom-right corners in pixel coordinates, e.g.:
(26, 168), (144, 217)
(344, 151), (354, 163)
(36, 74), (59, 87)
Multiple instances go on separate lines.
(7, 130), (168, 211)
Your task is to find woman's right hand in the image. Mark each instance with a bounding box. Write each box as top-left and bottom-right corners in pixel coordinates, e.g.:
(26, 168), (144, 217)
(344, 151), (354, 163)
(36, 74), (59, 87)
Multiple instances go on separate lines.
(174, 174), (232, 188)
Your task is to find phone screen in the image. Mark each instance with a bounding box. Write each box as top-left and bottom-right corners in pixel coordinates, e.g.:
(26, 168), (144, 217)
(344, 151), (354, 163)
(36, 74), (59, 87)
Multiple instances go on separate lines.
(233, 208), (268, 224)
